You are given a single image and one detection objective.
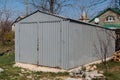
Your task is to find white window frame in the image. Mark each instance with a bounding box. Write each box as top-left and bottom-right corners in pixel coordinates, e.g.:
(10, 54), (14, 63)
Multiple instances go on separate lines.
(106, 16), (115, 22)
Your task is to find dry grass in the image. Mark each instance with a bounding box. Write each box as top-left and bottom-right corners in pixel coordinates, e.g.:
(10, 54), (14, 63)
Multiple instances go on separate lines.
(96, 61), (120, 80)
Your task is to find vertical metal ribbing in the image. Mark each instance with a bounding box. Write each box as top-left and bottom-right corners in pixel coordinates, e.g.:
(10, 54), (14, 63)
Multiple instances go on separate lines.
(59, 20), (62, 67)
(37, 22), (39, 65)
(60, 20), (70, 69)
(18, 24), (20, 62)
(67, 21), (70, 69)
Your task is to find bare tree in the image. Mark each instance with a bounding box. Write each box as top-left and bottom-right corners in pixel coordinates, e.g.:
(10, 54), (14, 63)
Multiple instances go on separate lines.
(19, 0), (111, 19)
(109, 0), (120, 9)
(26, 0), (29, 16)
(29, 0), (75, 14)
(77, 0), (110, 18)
(30, 0), (110, 14)
(0, 1), (15, 45)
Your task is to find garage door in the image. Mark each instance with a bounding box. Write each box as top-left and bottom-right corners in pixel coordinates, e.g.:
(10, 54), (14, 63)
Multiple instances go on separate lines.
(19, 23), (38, 64)
(38, 21), (61, 68)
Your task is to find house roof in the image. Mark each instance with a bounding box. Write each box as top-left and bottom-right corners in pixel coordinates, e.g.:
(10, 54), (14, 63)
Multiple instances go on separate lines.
(14, 10), (114, 30)
(89, 8), (120, 22)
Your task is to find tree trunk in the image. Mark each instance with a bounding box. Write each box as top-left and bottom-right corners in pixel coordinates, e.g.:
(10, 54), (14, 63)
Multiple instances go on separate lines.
(50, 0), (54, 13)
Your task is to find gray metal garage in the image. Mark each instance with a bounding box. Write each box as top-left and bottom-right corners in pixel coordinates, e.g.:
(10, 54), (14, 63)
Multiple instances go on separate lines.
(15, 10), (115, 70)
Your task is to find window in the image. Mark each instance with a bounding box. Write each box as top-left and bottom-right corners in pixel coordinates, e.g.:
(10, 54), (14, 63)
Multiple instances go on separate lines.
(106, 16), (115, 22)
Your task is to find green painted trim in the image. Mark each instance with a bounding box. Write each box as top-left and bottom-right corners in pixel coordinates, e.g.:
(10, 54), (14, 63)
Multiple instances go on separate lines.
(103, 24), (120, 29)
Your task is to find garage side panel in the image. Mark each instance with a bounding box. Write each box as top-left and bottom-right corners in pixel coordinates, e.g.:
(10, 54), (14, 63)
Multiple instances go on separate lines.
(61, 21), (69, 69)
(68, 22), (115, 68)
(68, 22), (84, 68)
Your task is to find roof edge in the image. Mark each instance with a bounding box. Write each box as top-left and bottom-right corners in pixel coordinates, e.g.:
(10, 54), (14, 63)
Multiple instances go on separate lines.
(69, 19), (114, 30)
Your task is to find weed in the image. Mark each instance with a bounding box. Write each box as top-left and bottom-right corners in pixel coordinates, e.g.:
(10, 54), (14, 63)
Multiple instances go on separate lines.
(96, 61), (120, 80)
(33, 71), (69, 78)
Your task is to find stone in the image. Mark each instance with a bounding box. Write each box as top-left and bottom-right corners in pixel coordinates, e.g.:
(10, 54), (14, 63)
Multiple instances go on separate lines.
(99, 70), (104, 74)
(94, 73), (105, 79)
(94, 74), (104, 77)
(27, 75), (32, 79)
(70, 68), (84, 77)
(86, 65), (97, 71)
(89, 73), (104, 78)
(85, 77), (92, 80)
(0, 68), (4, 73)
(85, 70), (105, 80)
(19, 73), (24, 76)
(85, 71), (97, 78)
(69, 72), (74, 77)
(86, 66), (91, 71)
(89, 74), (95, 78)
(21, 69), (25, 72)
(93, 65), (97, 69)
(21, 69), (27, 73)
(90, 65), (97, 71)
(66, 78), (83, 80)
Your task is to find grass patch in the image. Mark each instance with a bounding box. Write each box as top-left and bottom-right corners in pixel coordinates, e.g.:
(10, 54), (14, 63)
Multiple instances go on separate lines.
(1, 53), (120, 80)
(0, 53), (21, 80)
(33, 71), (69, 78)
(104, 71), (120, 80)
(0, 53), (69, 80)
(96, 61), (120, 80)
(0, 53), (14, 66)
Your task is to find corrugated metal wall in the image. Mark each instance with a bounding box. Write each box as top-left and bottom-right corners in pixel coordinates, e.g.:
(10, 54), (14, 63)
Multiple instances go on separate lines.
(68, 22), (115, 69)
(15, 14), (69, 69)
(15, 23), (19, 62)
(15, 23), (38, 64)
(38, 20), (69, 69)
(38, 21), (61, 67)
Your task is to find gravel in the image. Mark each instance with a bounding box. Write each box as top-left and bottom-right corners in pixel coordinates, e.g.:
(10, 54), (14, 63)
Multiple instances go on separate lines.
(14, 63), (66, 73)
